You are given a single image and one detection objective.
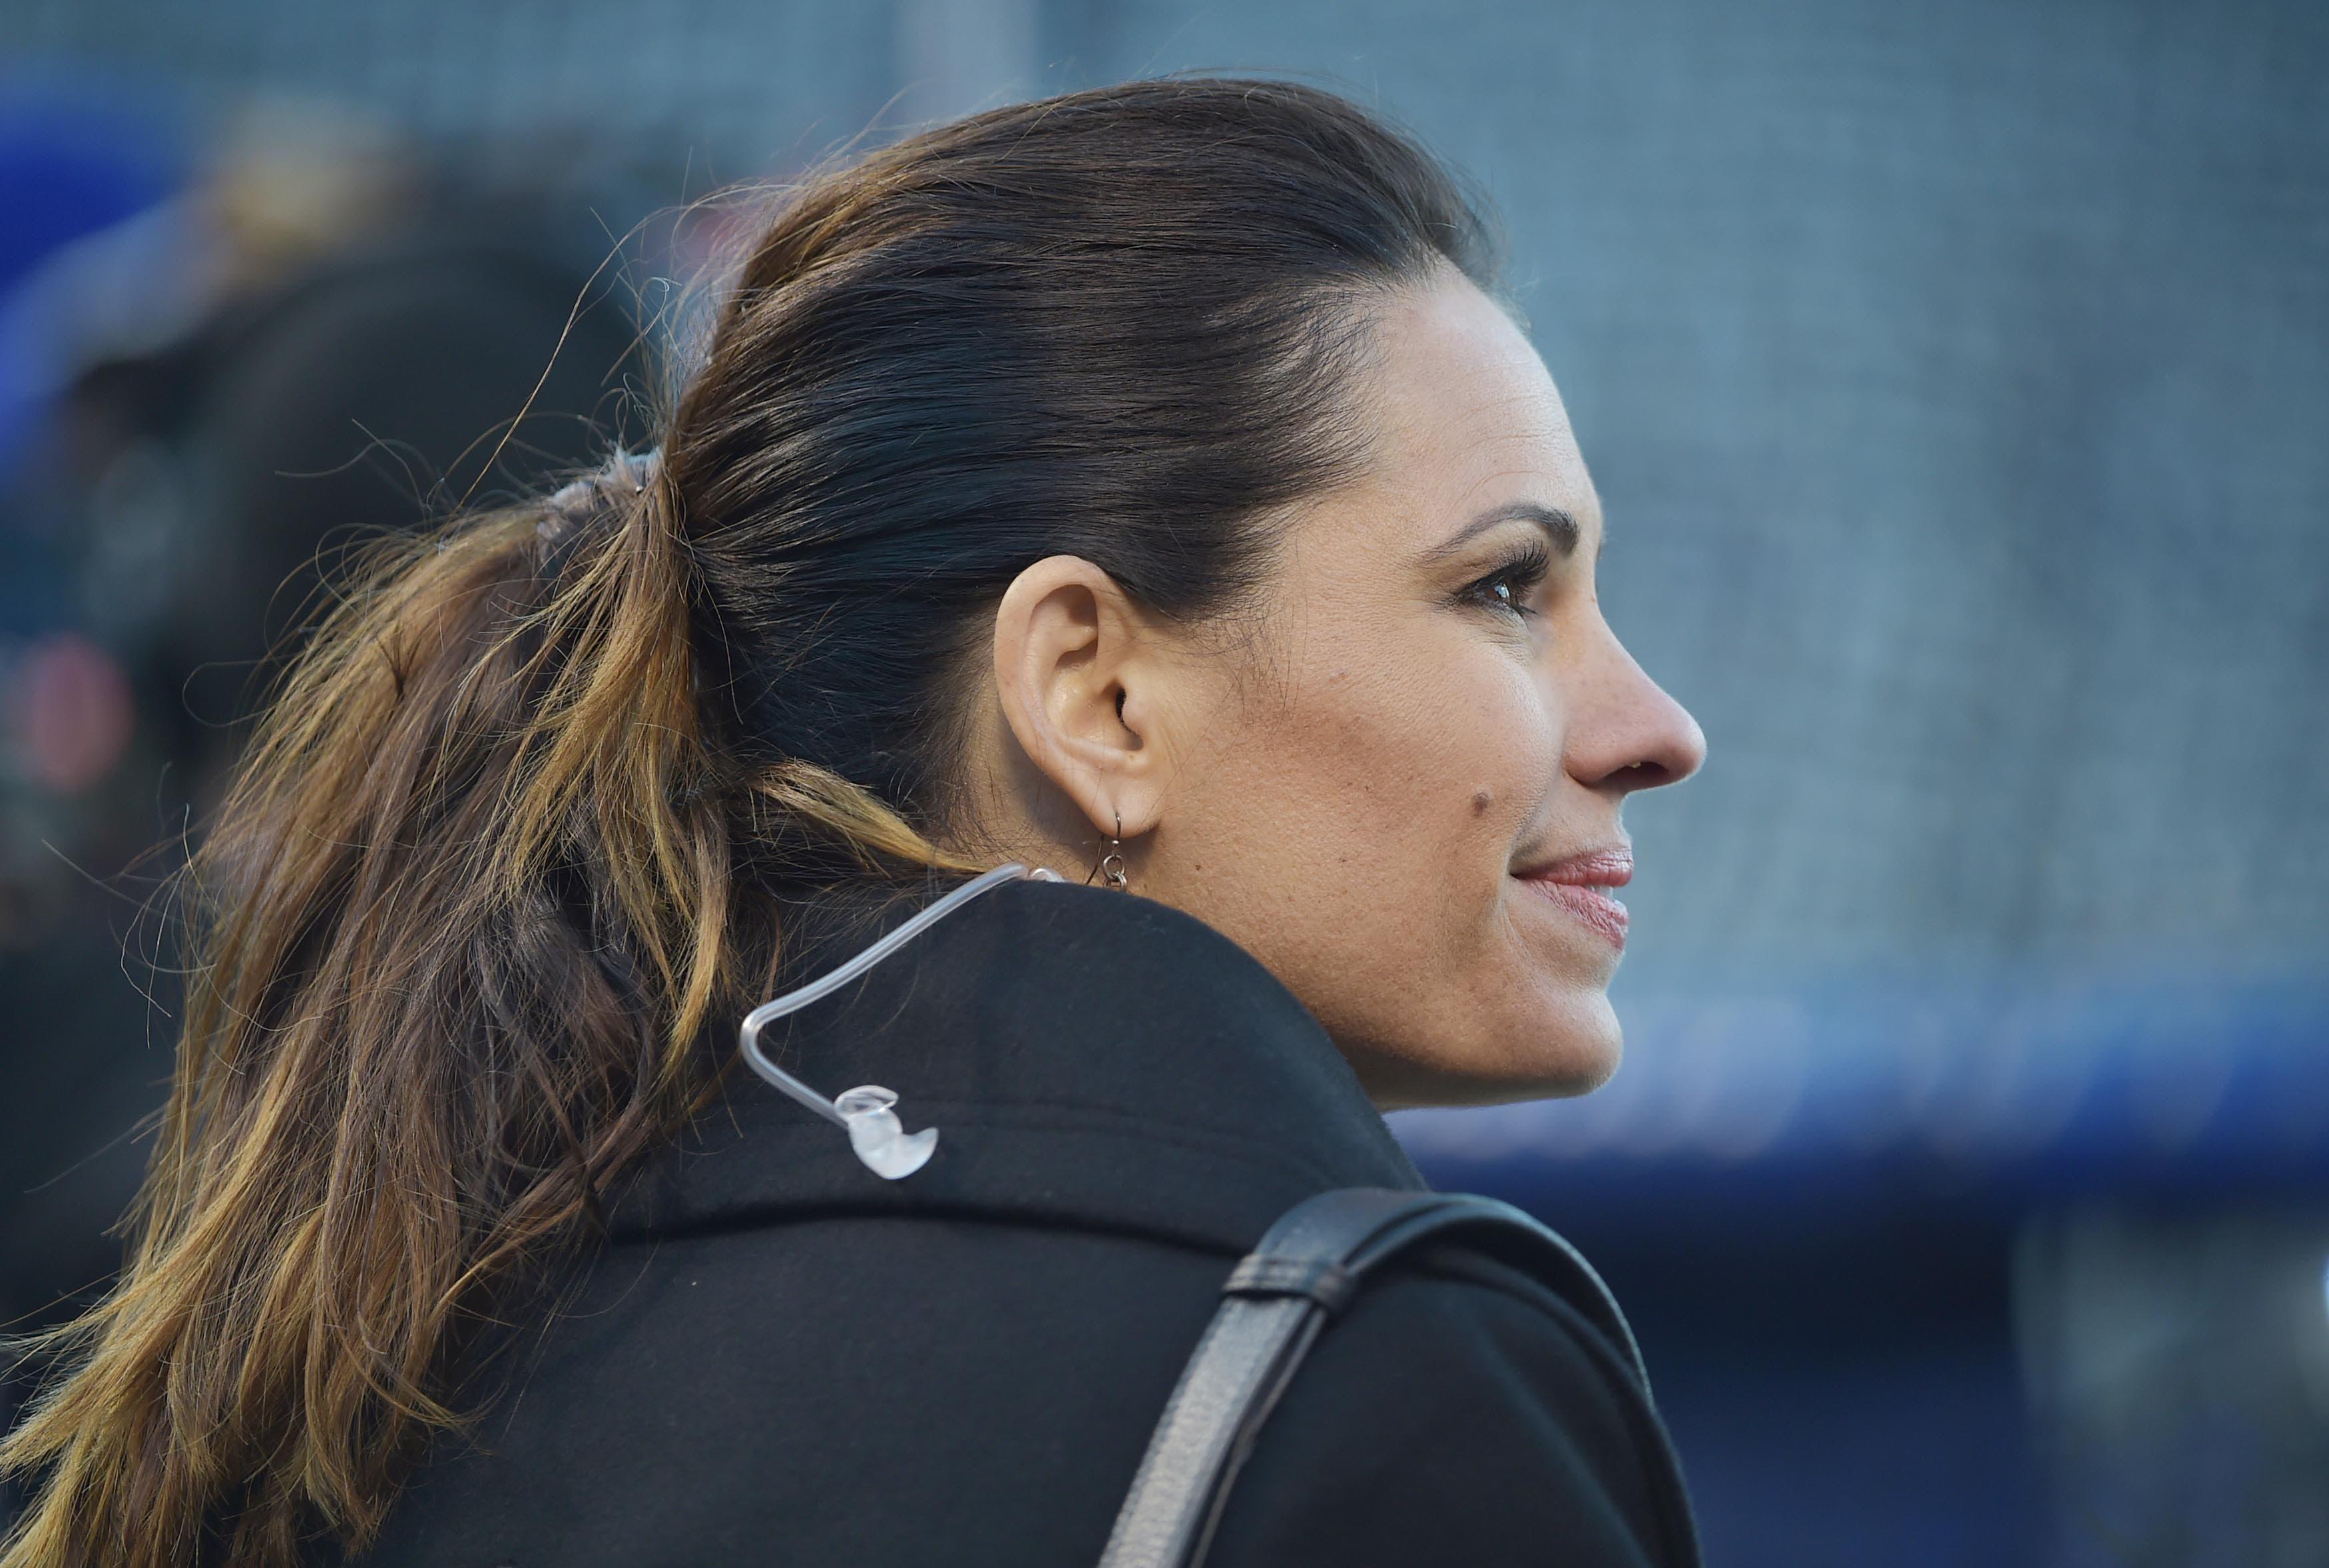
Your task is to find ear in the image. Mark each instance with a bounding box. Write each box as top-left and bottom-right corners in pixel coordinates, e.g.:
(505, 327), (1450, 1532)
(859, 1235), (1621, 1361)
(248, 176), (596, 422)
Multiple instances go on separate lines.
(990, 555), (1170, 840)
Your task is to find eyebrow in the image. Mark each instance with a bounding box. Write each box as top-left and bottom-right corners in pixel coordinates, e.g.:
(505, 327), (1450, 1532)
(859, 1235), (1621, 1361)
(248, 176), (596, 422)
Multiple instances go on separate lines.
(1420, 501), (1594, 565)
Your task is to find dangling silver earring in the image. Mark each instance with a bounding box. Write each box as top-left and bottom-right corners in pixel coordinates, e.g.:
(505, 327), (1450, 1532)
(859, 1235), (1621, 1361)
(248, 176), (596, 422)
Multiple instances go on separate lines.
(1090, 809), (1130, 890)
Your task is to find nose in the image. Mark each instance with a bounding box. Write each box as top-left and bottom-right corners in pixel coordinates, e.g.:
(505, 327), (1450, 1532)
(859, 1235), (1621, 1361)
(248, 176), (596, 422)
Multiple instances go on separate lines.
(1565, 623), (1706, 794)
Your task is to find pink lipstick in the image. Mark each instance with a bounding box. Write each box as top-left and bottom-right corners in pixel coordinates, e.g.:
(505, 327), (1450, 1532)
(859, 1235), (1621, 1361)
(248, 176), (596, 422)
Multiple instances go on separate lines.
(1512, 845), (1632, 951)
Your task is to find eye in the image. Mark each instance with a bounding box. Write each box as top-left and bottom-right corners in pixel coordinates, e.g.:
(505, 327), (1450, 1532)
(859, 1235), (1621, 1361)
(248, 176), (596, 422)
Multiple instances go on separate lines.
(1459, 540), (1553, 620)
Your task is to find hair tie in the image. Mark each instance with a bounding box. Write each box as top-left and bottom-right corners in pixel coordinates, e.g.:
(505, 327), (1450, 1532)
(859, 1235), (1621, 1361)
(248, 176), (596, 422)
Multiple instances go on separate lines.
(535, 445), (664, 564)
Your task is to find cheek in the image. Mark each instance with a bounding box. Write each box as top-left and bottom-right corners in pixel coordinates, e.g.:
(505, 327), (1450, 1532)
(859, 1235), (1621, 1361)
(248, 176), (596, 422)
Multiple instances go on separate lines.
(1259, 630), (1561, 951)
(1327, 638), (1553, 838)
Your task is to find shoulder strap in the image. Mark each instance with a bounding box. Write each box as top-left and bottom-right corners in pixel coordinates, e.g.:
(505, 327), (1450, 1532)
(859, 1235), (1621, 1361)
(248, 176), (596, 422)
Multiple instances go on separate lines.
(1097, 1187), (1649, 1568)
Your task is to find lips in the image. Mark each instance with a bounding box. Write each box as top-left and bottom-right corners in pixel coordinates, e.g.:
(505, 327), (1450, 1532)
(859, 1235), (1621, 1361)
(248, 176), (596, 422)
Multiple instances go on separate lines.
(1512, 845), (1632, 951)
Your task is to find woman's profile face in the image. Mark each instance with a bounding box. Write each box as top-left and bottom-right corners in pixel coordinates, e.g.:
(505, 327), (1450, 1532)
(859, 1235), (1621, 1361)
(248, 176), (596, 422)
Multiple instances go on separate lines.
(1136, 271), (1706, 1109)
(983, 268), (1706, 1110)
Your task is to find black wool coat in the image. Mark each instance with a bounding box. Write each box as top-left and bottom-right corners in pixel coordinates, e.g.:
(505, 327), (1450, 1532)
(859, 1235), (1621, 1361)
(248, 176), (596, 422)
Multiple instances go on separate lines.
(356, 876), (1700, 1568)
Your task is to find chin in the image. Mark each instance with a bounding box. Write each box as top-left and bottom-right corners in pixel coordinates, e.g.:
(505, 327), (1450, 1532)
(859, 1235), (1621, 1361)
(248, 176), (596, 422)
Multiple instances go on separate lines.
(1473, 1045), (1621, 1107)
(1360, 1017), (1623, 1112)
(1475, 985), (1625, 1099)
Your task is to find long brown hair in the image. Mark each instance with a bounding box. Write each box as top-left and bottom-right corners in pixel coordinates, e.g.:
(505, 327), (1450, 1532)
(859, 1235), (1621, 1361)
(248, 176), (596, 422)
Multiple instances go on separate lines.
(0, 76), (1499, 1565)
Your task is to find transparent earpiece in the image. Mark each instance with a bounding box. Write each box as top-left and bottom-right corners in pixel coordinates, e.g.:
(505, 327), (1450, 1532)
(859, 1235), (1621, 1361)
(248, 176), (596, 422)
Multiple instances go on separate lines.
(737, 862), (1063, 1180)
(834, 1086), (936, 1180)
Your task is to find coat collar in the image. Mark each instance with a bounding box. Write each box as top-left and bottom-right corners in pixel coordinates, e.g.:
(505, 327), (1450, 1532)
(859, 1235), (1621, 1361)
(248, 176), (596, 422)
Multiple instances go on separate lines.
(607, 874), (1426, 1255)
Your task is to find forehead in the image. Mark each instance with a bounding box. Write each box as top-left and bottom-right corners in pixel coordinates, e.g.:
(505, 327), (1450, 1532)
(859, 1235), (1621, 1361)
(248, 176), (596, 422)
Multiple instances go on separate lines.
(1347, 274), (1601, 544)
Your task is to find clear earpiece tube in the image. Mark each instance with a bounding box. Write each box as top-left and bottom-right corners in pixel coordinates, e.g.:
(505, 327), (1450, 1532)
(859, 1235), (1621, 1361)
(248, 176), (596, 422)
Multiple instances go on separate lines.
(737, 862), (1063, 1179)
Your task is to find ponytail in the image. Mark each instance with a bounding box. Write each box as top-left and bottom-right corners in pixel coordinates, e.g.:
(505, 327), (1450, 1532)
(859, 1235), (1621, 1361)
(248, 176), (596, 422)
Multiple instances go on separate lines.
(0, 449), (973, 1568)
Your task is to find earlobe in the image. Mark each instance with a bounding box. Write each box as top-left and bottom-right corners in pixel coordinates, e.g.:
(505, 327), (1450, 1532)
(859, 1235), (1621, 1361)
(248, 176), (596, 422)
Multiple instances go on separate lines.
(991, 555), (1166, 839)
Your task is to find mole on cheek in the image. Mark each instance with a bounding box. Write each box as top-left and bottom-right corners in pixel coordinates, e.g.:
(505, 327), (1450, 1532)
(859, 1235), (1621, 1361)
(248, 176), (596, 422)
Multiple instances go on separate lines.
(1471, 788), (1493, 815)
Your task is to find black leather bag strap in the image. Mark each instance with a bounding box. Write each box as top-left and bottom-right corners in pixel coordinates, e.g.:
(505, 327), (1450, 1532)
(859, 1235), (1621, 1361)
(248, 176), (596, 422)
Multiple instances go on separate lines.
(1096, 1187), (1649, 1568)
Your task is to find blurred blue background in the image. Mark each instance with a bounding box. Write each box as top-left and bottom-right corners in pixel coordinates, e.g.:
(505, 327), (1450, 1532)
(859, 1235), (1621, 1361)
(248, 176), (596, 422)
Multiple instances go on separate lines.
(3, 1), (2324, 1563)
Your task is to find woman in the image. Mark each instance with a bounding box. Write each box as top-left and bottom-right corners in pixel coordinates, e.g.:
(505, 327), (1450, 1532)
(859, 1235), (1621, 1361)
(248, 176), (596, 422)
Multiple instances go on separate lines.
(2, 77), (1706, 1567)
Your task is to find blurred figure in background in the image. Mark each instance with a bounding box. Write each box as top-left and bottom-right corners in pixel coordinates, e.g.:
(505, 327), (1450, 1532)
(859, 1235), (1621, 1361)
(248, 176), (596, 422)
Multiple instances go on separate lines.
(0, 81), (645, 1517)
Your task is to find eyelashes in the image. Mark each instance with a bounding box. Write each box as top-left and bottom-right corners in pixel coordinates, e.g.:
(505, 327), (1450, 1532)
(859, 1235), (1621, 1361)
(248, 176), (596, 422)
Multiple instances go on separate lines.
(1459, 539), (1554, 619)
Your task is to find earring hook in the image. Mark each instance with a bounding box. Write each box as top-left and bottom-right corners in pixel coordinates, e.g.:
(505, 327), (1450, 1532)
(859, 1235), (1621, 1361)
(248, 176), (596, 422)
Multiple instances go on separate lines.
(1089, 808), (1129, 890)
